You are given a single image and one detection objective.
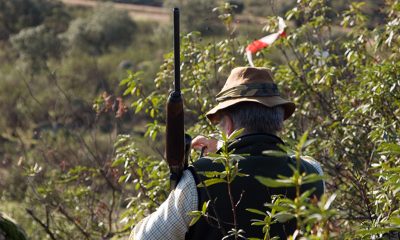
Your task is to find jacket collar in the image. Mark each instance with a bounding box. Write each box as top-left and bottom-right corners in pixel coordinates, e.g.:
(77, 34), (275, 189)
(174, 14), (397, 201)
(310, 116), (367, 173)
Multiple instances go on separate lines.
(226, 133), (285, 155)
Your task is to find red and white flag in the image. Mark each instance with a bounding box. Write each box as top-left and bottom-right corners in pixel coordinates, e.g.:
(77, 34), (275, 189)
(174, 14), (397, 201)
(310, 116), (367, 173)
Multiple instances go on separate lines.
(246, 17), (287, 67)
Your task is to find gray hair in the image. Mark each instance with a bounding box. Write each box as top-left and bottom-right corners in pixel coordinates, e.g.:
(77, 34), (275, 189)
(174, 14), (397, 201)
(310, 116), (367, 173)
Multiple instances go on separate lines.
(222, 102), (285, 135)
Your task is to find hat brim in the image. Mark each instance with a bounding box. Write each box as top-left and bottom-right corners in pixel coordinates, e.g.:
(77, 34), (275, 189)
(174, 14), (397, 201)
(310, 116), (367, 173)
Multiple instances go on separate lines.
(206, 96), (295, 124)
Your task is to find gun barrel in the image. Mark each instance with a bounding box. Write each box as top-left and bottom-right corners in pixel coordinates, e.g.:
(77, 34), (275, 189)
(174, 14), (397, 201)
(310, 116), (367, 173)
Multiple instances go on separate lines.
(173, 8), (180, 93)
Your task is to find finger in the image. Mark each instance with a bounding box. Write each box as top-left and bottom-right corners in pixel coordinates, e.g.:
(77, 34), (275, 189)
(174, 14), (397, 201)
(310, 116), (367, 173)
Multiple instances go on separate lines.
(192, 143), (205, 150)
(191, 136), (207, 147)
(192, 136), (206, 143)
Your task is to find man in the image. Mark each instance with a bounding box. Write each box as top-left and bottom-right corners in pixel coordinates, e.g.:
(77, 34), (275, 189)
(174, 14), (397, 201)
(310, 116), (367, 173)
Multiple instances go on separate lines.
(130, 67), (324, 239)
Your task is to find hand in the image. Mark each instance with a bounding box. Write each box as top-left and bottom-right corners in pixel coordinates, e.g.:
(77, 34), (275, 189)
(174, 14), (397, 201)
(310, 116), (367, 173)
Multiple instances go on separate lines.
(191, 135), (218, 155)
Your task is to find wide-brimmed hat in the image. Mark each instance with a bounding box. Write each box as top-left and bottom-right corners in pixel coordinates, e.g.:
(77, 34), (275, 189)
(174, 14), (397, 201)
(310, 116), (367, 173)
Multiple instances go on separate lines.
(206, 67), (295, 123)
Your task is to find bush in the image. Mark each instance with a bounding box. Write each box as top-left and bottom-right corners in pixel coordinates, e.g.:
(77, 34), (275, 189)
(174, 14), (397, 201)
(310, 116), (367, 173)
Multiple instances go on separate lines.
(164, 0), (224, 35)
(10, 25), (62, 68)
(0, 0), (69, 40)
(63, 4), (136, 55)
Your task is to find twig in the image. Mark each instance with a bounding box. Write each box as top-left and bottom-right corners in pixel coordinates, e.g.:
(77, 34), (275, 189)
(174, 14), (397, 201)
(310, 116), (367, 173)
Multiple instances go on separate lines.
(194, 147), (227, 235)
(198, 176), (228, 235)
(227, 180), (238, 238)
(58, 205), (91, 239)
(26, 208), (58, 240)
(99, 168), (121, 193)
(235, 190), (245, 209)
(108, 189), (116, 234)
(20, 72), (42, 106)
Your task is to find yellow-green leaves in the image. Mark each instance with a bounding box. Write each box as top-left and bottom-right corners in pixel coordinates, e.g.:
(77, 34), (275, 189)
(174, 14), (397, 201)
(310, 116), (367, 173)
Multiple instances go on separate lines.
(188, 201), (210, 226)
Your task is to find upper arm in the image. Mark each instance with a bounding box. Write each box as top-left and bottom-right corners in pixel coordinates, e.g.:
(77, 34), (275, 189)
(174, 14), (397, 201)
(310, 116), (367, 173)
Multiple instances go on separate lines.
(299, 157), (325, 196)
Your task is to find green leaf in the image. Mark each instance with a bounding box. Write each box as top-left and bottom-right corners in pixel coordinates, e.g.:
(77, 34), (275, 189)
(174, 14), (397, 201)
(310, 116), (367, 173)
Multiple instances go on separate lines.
(202, 201), (210, 213)
(303, 139), (316, 148)
(306, 213), (322, 222)
(302, 173), (325, 184)
(297, 131), (309, 151)
(236, 172), (249, 177)
(255, 176), (295, 188)
(262, 150), (287, 158)
(246, 208), (267, 216)
(188, 211), (203, 226)
(274, 212), (294, 223)
(198, 178), (227, 187)
(228, 128), (244, 141)
(250, 221), (266, 226)
(356, 227), (397, 236)
(118, 175), (127, 183)
(197, 171), (227, 178)
(389, 217), (400, 226)
(112, 157), (125, 167)
(189, 215), (202, 226)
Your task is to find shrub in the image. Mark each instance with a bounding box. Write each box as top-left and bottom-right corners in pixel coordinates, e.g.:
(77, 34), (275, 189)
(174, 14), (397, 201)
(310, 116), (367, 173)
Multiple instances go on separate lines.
(0, 0), (69, 40)
(164, 0), (224, 35)
(63, 4), (136, 55)
(10, 25), (62, 68)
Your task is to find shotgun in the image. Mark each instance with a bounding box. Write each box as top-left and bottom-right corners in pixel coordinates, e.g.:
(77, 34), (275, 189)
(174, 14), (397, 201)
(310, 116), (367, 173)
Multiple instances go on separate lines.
(166, 8), (191, 190)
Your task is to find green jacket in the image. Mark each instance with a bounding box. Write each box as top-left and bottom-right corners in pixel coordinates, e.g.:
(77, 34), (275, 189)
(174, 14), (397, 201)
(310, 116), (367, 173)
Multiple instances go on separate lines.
(186, 133), (324, 240)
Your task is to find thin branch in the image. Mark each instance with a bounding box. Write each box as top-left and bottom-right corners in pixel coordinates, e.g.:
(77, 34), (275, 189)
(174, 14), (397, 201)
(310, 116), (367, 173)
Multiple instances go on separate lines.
(108, 189), (116, 235)
(235, 190), (245, 209)
(26, 208), (58, 240)
(20, 72), (42, 106)
(192, 149), (227, 235)
(99, 168), (122, 193)
(49, 70), (73, 104)
(227, 180), (238, 238)
(58, 205), (91, 239)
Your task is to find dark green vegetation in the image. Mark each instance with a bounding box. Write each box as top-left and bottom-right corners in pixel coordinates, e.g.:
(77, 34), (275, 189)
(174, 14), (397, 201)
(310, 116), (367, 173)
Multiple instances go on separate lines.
(0, 0), (399, 239)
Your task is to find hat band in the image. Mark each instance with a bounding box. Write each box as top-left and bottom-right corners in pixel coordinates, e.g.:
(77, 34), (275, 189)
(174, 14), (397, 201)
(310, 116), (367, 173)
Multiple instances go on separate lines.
(216, 83), (280, 102)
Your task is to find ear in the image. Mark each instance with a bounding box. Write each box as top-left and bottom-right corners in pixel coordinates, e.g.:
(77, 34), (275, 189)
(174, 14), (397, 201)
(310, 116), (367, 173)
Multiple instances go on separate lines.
(224, 114), (234, 136)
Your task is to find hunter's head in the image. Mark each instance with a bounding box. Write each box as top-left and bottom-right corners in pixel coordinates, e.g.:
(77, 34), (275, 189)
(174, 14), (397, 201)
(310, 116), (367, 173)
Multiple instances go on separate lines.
(206, 67), (295, 136)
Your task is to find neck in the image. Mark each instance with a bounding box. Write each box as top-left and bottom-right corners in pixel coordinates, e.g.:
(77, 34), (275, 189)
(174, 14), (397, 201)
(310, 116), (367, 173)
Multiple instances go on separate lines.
(233, 128), (277, 138)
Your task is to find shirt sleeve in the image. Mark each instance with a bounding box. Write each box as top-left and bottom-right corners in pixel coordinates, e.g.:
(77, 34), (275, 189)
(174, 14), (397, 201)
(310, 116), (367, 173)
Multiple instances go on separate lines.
(305, 159), (323, 176)
(302, 157), (325, 192)
(129, 170), (198, 240)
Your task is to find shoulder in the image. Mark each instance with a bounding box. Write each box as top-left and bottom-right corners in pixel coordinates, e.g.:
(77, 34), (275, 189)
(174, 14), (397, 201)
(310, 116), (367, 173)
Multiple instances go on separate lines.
(192, 157), (224, 172)
(298, 157), (325, 196)
(300, 157), (324, 176)
(192, 157), (212, 169)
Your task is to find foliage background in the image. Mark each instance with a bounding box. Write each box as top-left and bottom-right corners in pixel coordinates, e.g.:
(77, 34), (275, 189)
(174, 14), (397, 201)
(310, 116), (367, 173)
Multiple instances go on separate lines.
(0, 0), (399, 239)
